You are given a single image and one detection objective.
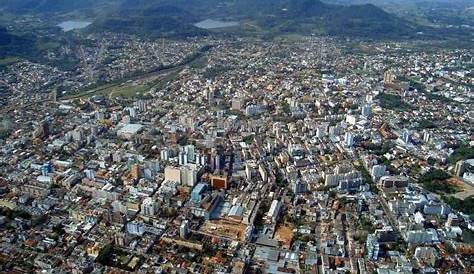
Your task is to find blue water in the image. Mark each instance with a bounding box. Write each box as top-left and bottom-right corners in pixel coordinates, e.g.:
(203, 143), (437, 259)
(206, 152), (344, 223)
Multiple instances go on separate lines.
(57, 21), (92, 32)
(194, 19), (239, 29)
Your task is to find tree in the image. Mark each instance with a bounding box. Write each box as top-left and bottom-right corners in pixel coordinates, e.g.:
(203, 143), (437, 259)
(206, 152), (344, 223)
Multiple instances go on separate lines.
(96, 244), (113, 264)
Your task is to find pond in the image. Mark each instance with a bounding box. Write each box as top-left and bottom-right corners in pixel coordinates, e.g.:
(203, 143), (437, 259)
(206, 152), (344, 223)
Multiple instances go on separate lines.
(57, 21), (92, 32)
(194, 19), (239, 29)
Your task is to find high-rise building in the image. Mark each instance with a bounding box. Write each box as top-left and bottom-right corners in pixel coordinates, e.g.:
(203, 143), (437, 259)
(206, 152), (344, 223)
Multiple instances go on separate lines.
(292, 179), (307, 195)
(245, 164), (253, 180)
(141, 197), (156, 216)
(164, 166), (181, 183)
(345, 132), (354, 148)
(402, 130), (411, 144)
(384, 70), (396, 85)
(361, 104), (372, 118)
(454, 160), (466, 177)
(214, 154), (221, 171)
(191, 183), (208, 203)
(185, 145), (195, 163)
(367, 234), (380, 261)
(84, 169), (95, 180)
(423, 131), (431, 143)
(181, 165), (198, 187)
(316, 124), (326, 138)
(371, 165), (387, 181)
(160, 148), (170, 162)
(178, 151), (186, 166)
(231, 98), (243, 111)
(37, 121), (50, 140)
(180, 220), (189, 239)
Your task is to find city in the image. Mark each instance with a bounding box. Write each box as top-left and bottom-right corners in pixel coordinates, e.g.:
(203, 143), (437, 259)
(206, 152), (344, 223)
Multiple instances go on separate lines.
(0, 1), (473, 274)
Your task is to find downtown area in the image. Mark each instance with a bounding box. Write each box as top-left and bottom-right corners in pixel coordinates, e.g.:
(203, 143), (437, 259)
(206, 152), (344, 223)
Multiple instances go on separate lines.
(0, 33), (473, 274)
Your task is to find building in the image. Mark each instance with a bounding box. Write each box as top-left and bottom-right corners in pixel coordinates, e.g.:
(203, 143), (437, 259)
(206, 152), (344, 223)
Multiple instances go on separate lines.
(406, 229), (439, 244)
(361, 104), (372, 118)
(160, 148), (170, 161)
(367, 234), (380, 261)
(402, 130), (411, 144)
(423, 202), (450, 217)
(345, 132), (354, 148)
(414, 247), (438, 267)
(232, 98), (243, 111)
(180, 220), (189, 239)
(454, 160), (466, 177)
(210, 174), (228, 190)
(126, 222), (145, 236)
(191, 183), (208, 204)
(379, 175), (409, 189)
(117, 123), (144, 139)
(164, 166), (181, 183)
(141, 197), (156, 216)
(292, 179), (307, 195)
(181, 165), (198, 187)
(384, 70), (396, 85)
(265, 200), (281, 223)
(371, 165), (387, 181)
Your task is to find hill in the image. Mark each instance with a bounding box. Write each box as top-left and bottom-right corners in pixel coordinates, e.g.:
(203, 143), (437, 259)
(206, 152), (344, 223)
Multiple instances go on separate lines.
(0, 0), (120, 14)
(0, 27), (37, 58)
(88, 0), (417, 39)
(1, 0), (470, 41)
(88, 4), (206, 38)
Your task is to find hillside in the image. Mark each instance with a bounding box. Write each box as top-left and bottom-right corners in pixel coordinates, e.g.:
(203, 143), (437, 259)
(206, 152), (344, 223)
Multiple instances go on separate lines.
(325, 0), (474, 26)
(0, 0), (120, 14)
(88, 4), (206, 38)
(0, 27), (37, 58)
(88, 0), (417, 39)
(1, 0), (470, 41)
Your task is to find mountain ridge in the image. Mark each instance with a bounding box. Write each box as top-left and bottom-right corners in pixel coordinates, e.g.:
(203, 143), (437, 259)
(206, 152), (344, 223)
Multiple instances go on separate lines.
(89, 0), (417, 39)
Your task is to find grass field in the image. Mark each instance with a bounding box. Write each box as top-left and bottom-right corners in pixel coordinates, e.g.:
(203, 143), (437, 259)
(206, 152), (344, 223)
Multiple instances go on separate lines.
(95, 81), (149, 98)
(0, 56), (20, 66)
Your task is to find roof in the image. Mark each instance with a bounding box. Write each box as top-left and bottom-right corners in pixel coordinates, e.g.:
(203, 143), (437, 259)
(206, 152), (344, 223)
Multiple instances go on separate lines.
(228, 205), (244, 217)
(117, 123), (143, 135)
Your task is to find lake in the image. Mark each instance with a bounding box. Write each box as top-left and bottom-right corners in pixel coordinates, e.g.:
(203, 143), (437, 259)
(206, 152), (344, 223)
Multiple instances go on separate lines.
(57, 21), (92, 32)
(194, 19), (239, 29)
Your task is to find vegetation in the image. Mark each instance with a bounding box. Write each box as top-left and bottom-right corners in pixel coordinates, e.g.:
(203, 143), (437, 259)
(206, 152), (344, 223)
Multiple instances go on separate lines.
(357, 216), (375, 234)
(416, 119), (436, 130)
(243, 134), (255, 145)
(375, 92), (412, 111)
(419, 169), (458, 194)
(356, 163), (379, 194)
(0, 56), (20, 66)
(96, 244), (113, 265)
(442, 195), (474, 216)
(254, 200), (270, 228)
(203, 65), (231, 79)
(448, 144), (474, 164)
(275, 169), (288, 188)
(462, 229), (474, 245)
(0, 27), (38, 58)
(0, 207), (31, 220)
(363, 141), (394, 156)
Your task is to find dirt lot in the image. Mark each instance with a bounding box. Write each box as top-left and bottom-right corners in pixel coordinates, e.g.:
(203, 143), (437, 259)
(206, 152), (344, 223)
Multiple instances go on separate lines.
(448, 177), (474, 200)
(274, 225), (294, 247)
(201, 220), (247, 241)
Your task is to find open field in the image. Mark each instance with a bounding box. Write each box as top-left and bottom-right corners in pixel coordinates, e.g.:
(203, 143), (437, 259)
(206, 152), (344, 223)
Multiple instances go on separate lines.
(447, 177), (474, 200)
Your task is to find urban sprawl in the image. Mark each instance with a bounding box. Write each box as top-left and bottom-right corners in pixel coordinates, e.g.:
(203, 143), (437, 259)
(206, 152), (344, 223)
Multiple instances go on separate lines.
(0, 35), (473, 274)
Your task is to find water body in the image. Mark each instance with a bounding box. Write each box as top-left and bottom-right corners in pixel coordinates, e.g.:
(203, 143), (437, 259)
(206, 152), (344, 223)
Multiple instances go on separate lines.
(194, 19), (239, 29)
(57, 21), (92, 32)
